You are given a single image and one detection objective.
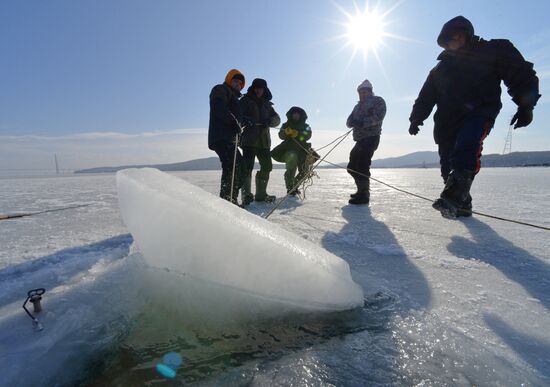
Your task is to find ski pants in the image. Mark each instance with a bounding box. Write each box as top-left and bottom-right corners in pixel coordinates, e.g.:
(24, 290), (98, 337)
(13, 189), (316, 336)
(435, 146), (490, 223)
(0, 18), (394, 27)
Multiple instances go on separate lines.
(242, 146), (272, 181)
(347, 135), (380, 183)
(438, 116), (493, 183)
(211, 140), (244, 201)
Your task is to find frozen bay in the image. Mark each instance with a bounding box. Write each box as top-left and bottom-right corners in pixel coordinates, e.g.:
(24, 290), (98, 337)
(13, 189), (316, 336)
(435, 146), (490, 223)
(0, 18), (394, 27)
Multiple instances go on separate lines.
(1, 168), (549, 386)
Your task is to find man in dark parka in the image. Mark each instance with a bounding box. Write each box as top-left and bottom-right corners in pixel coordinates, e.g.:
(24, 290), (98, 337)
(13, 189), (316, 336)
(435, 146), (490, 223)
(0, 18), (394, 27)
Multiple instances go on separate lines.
(208, 69), (247, 204)
(240, 78), (281, 204)
(409, 16), (540, 218)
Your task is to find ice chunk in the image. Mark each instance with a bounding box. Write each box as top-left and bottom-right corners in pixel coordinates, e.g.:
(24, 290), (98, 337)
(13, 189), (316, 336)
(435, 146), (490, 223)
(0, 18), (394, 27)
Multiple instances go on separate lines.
(116, 168), (363, 312)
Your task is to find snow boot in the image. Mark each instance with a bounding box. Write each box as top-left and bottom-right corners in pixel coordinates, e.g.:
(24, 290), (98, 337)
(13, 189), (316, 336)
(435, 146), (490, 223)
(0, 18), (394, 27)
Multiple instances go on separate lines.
(284, 170), (300, 196)
(348, 180), (370, 205)
(241, 175), (254, 206)
(254, 173), (276, 202)
(433, 170), (474, 218)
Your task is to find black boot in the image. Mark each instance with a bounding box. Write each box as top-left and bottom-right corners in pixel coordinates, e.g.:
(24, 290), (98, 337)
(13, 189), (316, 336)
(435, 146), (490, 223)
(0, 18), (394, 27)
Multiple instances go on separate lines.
(255, 173), (276, 202)
(241, 175), (254, 206)
(348, 180), (370, 205)
(433, 170), (474, 218)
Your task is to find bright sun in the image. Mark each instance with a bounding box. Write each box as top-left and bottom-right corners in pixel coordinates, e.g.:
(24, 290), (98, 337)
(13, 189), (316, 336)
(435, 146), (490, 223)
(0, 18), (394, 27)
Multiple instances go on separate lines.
(346, 10), (386, 53)
(330, 1), (405, 66)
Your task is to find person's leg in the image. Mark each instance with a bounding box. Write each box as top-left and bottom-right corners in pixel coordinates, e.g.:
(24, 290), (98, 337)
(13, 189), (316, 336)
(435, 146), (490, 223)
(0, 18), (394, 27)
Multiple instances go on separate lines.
(284, 152), (299, 194)
(349, 136), (379, 205)
(434, 117), (493, 217)
(255, 148), (275, 202)
(451, 117), (493, 175)
(438, 137), (455, 184)
(212, 142), (236, 202)
(241, 146), (255, 205)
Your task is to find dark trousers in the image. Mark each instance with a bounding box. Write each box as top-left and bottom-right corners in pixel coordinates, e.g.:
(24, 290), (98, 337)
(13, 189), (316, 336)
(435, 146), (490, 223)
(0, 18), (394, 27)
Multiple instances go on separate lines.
(242, 146), (273, 180)
(211, 140), (243, 201)
(347, 135), (380, 183)
(438, 116), (493, 182)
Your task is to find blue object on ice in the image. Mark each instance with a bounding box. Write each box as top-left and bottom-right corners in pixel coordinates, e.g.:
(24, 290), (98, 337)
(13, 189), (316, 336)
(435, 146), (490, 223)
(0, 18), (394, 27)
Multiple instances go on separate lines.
(156, 363), (176, 379)
(163, 352), (183, 368)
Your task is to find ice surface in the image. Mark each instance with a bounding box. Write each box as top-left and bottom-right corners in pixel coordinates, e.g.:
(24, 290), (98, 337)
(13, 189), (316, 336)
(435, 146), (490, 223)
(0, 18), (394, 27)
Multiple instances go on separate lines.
(0, 236), (143, 387)
(116, 168), (364, 312)
(1, 168), (549, 386)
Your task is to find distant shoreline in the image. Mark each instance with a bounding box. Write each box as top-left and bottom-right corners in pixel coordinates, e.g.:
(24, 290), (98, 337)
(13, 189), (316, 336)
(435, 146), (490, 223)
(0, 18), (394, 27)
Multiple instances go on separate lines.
(73, 150), (550, 174)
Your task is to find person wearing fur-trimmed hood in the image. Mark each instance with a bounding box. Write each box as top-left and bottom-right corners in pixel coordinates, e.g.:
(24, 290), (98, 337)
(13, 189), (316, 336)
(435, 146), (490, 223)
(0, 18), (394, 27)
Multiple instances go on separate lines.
(239, 78), (281, 205)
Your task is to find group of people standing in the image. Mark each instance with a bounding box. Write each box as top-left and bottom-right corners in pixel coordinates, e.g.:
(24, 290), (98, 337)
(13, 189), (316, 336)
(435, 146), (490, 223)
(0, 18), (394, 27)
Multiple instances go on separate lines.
(208, 16), (540, 218)
(208, 70), (324, 206)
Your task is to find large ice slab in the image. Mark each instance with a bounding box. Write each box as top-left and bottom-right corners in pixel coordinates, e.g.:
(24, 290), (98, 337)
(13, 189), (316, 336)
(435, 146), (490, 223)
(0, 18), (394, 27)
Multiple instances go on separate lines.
(116, 168), (363, 312)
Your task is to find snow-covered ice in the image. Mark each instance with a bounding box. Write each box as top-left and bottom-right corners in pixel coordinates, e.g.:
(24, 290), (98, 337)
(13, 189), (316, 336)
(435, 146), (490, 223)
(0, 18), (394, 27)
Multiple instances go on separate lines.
(1, 167), (549, 386)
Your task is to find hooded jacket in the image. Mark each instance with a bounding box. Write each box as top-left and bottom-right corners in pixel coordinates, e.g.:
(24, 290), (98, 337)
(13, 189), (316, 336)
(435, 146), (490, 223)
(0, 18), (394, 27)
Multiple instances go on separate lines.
(271, 107), (312, 162)
(240, 79), (281, 149)
(410, 17), (540, 143)
(208, 69), (245, 149)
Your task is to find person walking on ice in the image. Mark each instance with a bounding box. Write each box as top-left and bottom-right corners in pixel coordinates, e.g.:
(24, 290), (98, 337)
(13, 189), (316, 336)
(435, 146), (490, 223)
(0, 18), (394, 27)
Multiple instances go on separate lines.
(345, 79), (386, 205)
(409, 16), (540, 218)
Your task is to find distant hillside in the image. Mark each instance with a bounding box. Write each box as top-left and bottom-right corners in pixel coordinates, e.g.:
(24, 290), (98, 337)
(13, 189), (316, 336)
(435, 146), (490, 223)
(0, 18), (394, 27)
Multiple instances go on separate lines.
(75, 151), (550, 173)
(75, 157), (222, 173)
(372, 150), (550, 168)
(372, 151), (439, 168)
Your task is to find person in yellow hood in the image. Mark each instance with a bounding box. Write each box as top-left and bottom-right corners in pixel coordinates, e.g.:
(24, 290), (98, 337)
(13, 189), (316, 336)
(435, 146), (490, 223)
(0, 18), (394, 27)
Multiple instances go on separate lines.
(208, 69), (248, 204)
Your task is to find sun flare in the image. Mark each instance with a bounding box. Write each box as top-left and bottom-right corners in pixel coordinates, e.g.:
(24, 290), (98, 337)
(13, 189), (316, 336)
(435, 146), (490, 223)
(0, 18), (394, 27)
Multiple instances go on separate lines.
(346, 10), (386, 53)
(330, 1), (407, 67)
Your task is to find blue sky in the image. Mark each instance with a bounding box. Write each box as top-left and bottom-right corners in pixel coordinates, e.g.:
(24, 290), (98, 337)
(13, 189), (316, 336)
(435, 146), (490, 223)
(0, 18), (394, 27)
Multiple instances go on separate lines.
(1, 0), (549, 171)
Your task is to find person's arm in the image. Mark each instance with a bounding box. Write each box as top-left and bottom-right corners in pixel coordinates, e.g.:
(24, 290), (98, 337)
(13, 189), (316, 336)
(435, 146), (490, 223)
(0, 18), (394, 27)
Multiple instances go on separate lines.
(278, 123), (288, 140)
(239, 97), (254, 123)
(210, 85), (238, 131)
(268, 105), (281, 127)
(409, 71), (437, 126)
(346, 105), (359, 128)
(362, 98), (387, 127)
(496, 40), (540, 113)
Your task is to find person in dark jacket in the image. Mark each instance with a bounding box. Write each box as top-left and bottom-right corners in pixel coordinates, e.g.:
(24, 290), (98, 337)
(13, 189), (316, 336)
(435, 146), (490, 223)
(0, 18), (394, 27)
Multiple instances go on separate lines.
(408, 16), (540, 218)
(240, 78), (281, 205)
(271, 107), (316, 196)
(208, 69), (248, 204)
(346, 79), (386, 205)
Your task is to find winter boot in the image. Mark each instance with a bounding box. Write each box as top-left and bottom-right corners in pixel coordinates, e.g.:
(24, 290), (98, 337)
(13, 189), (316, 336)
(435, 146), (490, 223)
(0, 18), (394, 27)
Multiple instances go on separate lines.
(348, 180), (370, 205)
(432, 170), (474, 218)
(240, 175), (254, 206)
(255, 173), (276, 202)
(284, 170), (300, 196)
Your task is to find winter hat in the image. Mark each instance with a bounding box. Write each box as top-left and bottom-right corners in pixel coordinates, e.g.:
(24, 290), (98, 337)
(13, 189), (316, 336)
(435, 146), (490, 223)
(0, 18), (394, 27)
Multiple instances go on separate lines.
(286, 106), (307, 122)
(437, 16), (474, 48)
(247, 78), (273, 100)
(357, 79), (373, 91)
(224, 69), (245, 87)
(250, 78), (268, 90)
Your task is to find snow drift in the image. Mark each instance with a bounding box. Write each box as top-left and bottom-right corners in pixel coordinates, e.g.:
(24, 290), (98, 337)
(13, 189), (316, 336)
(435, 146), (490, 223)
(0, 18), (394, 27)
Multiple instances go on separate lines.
(116, 168), (363, 313)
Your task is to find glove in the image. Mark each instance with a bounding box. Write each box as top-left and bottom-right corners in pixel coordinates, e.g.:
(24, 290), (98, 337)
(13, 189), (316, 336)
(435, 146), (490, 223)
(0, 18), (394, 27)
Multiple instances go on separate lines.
(240, 118), (253, 129)
(510, 106), (533, 129)
(408, 122), (420, 136)
(284, 127), (299, 138)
